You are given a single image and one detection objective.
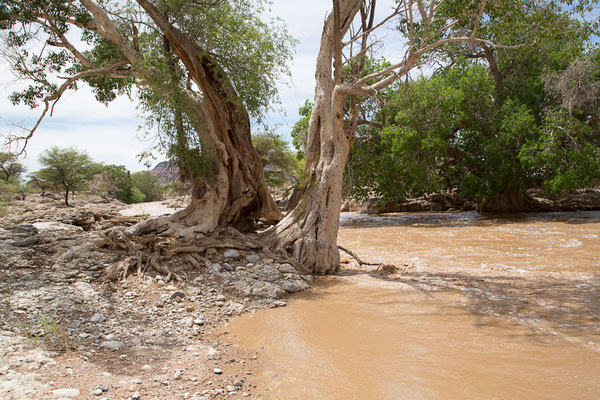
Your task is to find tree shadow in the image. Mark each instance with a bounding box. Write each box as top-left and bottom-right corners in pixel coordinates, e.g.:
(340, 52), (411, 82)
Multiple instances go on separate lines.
(342, 267), (600, 345)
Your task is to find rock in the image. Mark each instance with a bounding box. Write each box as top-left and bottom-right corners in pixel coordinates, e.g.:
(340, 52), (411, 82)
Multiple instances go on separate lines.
(100, 340), (125, 350)
(244, 254), (260, 263)
(142, 364), (152, 371)
(277, 263), (297, 274)
(213, 368), (223, 374)
(254, 266), (281, 282)
(170, 291), (185, 301)
(209, 263), (222, 274)
(132, 391), (140, 399)
(221, 263), (235, 272)
(250, 281), (285, 299)
(90, 313), (106, 323)
(223, 249), (240, 259)
(281, 280), (310, 293)
(174, 369), (183, 380)
(193, 319), (204, 326)
(93, 388), (103, 396)
(52, 388), (80, 398)
(226, 385), (236, 392)
(185, 318), (194, 328)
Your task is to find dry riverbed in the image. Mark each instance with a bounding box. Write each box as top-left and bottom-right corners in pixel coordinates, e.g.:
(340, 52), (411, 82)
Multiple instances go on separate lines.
(0, 196), (311, 399)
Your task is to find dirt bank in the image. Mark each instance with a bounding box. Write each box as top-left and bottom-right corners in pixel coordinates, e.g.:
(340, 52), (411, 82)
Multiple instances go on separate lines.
(0, 196), (311, 399)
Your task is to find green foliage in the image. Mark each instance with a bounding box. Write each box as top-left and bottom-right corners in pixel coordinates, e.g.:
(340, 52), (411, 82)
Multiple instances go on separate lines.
(0, 152), (26, 182)
(337, 2), (600, 205)
(131, 171), (163, 202)
(252, 131), (298, 190)
(290, 100), (313, 159)
(36, 146), (96, 205)
(94, 165), (145, 204)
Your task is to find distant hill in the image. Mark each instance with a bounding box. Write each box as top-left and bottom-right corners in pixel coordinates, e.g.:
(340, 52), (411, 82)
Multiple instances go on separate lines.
(150, 161), (180, 185)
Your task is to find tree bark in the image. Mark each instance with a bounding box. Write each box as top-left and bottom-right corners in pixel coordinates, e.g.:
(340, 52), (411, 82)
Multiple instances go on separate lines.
(262, 0), (363, 274)
(478, 191), (540, 213)
(79, 0), (281, 235)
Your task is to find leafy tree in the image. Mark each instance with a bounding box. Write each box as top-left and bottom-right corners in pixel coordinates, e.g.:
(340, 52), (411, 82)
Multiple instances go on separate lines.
(0, 152), (26, 183)
(1, 0), (293, 235)
(91, 164), (148, 204)
(252, 132), (298, 191)
(132, 171), (163, 202)
(36, 147), (96, 206)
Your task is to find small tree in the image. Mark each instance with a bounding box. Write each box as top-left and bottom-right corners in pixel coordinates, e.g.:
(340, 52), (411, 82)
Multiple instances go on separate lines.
(0, 152), (26, 183)
(37, 147), (95, 206)
(252, 132), (299, 192)
(132, 171), (163, 202)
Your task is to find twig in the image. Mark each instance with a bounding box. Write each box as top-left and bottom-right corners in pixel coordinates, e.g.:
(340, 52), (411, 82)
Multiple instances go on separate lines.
(338, 245), (380, 266)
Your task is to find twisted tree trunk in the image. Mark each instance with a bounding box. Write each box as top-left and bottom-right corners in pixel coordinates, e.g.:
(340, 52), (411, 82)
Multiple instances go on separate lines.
(262, 0), (363, 274)
(78, 0), (281, 236)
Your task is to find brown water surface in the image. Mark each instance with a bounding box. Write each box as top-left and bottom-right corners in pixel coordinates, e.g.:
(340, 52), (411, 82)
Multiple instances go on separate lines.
(226, 211), (600, 399)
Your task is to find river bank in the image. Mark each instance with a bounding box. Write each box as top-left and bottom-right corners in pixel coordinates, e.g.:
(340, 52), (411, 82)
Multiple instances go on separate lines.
(0, 196), (310, 399)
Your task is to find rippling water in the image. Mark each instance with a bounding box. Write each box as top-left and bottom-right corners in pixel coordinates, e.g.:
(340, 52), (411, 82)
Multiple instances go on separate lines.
(226, 211), (600, 399)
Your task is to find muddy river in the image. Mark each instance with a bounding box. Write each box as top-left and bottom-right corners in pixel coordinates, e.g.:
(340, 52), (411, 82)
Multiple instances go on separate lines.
(226, 211), (600, 399)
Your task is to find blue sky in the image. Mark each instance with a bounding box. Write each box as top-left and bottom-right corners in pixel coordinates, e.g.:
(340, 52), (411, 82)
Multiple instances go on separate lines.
(0, 0), (400, 173)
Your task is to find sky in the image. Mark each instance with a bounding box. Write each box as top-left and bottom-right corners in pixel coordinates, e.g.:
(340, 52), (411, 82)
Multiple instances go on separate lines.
(0, 0), (401, 174)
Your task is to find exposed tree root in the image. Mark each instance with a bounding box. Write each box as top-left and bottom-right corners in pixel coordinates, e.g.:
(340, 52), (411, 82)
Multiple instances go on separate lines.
(98, 225), (310, 282)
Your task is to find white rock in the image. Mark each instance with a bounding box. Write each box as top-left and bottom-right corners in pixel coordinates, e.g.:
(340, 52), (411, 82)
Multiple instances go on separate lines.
(223, 249), (240, 259)
(52, 388), (80, 398)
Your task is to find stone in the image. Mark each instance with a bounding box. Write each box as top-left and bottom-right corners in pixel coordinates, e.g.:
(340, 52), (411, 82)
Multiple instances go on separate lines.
(254, 266), (281, 282)
(280, 280), (310, 294)
(278, 263), (297, 274)
(100, 340), (124, 350)
(52, 388), (80, 398)
(250, 281), (284, 299)
(90, 313), (106, 323)
(93, 388), (103, 396)
(209, 263), (222, 274)
(174, 369), (183, 380)
(226, 385), (236, 392)
(142, 364), (152, 371)
(244, 254), (260, 263)
(221, 263), (235, 271)
(223, 249), (240, 259)
(213, 368), (223, 374)
(132, 391), (140, 399)
(170, 291), (185, 301)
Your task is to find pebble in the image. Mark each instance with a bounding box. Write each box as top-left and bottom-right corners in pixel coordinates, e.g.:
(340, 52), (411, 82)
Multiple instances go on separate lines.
(142, 364), (152, 371)
(213, 368), (223, 374)
(174, 369), (183, 380)
(245, 254), (260, 263)
(223, 249), (240, 259)
(90, 313), (106, 323)
(222, 263), (235, 271)
(132, 391), (140, 399)
(100, 340), (124, 350)
(93, 388), (103, 396)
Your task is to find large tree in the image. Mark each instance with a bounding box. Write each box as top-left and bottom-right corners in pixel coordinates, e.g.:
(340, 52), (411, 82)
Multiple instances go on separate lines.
(262, 0), (596, 274)
(1, 0), (293, 234)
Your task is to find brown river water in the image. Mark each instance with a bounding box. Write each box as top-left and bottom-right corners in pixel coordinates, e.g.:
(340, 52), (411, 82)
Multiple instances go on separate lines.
(225, 211), (600, 399)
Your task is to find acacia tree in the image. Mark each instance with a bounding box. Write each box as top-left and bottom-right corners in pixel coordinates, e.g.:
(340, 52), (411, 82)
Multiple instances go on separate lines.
(1, 0), (292, 233)
(37, 146), (95, 205)
(0, 152), (25, 182)
(262, 0), (595, 274)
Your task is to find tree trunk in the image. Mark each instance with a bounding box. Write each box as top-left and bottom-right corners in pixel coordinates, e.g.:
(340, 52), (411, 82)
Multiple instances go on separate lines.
(262, 0), (362, 274)
(478, 191), (540, 213)
(64, 188), (70, 206)
(127, 0), (281, 236)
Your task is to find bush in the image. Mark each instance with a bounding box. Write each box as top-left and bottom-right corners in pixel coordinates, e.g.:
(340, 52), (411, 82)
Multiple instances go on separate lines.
(132, 171), (163, 202)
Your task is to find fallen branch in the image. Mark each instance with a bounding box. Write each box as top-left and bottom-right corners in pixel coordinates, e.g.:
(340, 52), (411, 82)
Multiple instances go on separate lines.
(338, 245), (381, 266)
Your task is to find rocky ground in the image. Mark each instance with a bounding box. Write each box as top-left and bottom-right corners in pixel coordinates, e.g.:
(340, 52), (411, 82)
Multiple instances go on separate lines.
(0, 196), (312, 400)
